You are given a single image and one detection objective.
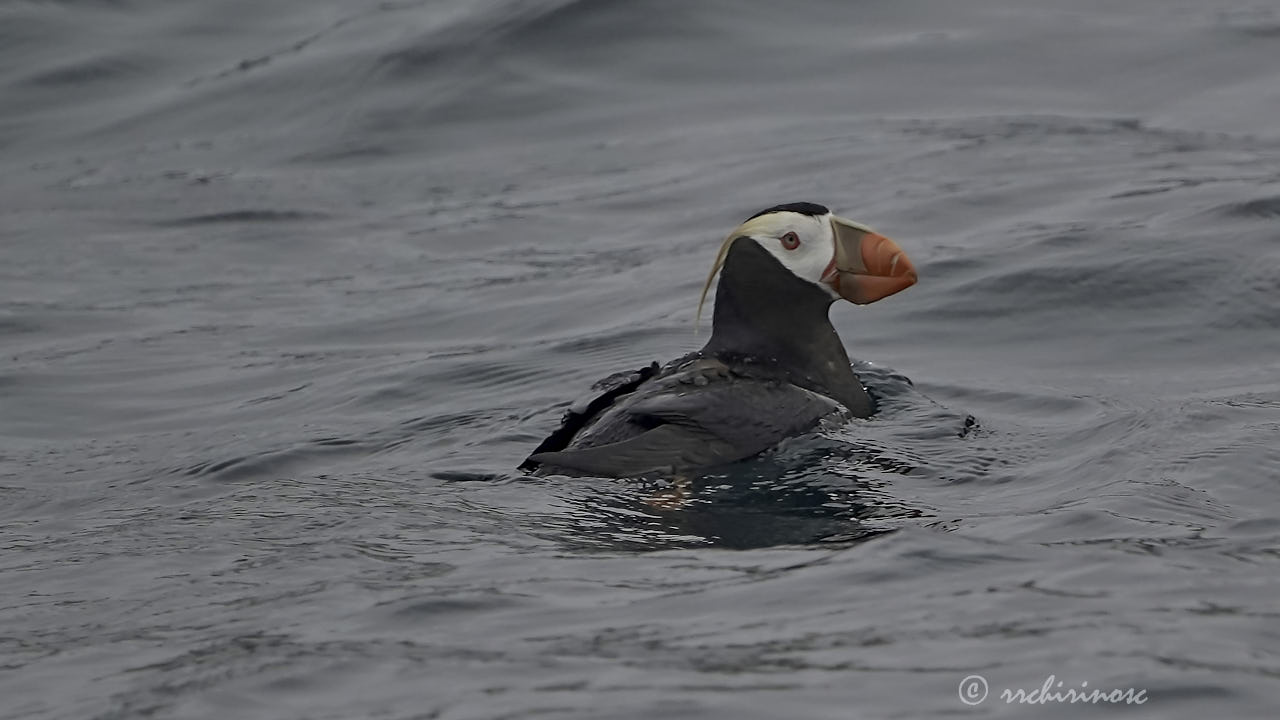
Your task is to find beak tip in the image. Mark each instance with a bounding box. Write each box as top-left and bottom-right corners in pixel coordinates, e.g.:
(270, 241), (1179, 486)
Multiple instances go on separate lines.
(829, 219), (918, 303)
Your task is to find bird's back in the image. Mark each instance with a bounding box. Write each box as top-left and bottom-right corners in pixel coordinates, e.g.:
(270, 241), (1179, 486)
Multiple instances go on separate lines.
(521, 354), (845, 477)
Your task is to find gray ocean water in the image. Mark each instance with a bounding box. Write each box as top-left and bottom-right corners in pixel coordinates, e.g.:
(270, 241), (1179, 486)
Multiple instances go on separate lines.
(3, 1), (1280, 718)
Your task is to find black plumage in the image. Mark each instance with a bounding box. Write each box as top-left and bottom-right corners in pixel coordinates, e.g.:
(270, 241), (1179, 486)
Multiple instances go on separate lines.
(745, 201), (829, 221)
(521, 220), (874, 478)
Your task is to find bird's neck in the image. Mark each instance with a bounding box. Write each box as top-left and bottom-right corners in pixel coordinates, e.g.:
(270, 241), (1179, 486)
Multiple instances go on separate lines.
(702, 239), (870, 415)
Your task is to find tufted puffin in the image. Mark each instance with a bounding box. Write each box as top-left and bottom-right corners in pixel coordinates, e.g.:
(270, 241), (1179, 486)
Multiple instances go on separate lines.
(520, 202), (917, 478)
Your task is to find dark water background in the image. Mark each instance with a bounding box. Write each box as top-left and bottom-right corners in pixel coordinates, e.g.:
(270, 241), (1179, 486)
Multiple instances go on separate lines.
(4, 1), (1280, 718)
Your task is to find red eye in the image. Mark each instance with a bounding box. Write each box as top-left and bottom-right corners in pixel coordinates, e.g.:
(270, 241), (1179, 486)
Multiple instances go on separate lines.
(780, 231), (801, 250)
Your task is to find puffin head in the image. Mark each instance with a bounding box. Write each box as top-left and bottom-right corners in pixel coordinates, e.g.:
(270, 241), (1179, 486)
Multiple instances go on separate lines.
(696, 202), (918, 323)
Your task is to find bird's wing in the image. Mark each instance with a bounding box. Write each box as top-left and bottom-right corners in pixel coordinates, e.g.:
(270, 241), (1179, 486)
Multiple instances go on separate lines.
(518, 362), (661, 472)
(526, 379), (843, 477)
(524, 424), (737, 478)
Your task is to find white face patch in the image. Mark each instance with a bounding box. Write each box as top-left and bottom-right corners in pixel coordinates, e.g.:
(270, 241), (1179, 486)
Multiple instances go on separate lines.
(697, 210), (876, 325)
(741, 211), (839, 296)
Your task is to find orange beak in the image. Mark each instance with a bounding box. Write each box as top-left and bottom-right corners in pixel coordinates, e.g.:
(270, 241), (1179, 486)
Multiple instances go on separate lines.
(821, 216), (918, 304)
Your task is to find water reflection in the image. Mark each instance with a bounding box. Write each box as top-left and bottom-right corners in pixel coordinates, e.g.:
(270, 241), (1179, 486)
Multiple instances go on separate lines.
(512, 362), (972, 550)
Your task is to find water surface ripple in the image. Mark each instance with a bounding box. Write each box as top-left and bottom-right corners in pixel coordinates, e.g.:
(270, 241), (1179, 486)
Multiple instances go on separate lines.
(3, 1), (1279, 718)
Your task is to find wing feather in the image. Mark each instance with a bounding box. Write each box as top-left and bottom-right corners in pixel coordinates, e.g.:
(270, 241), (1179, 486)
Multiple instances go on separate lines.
(528, 379), (843, 477)
(518, 362), (660, 471)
